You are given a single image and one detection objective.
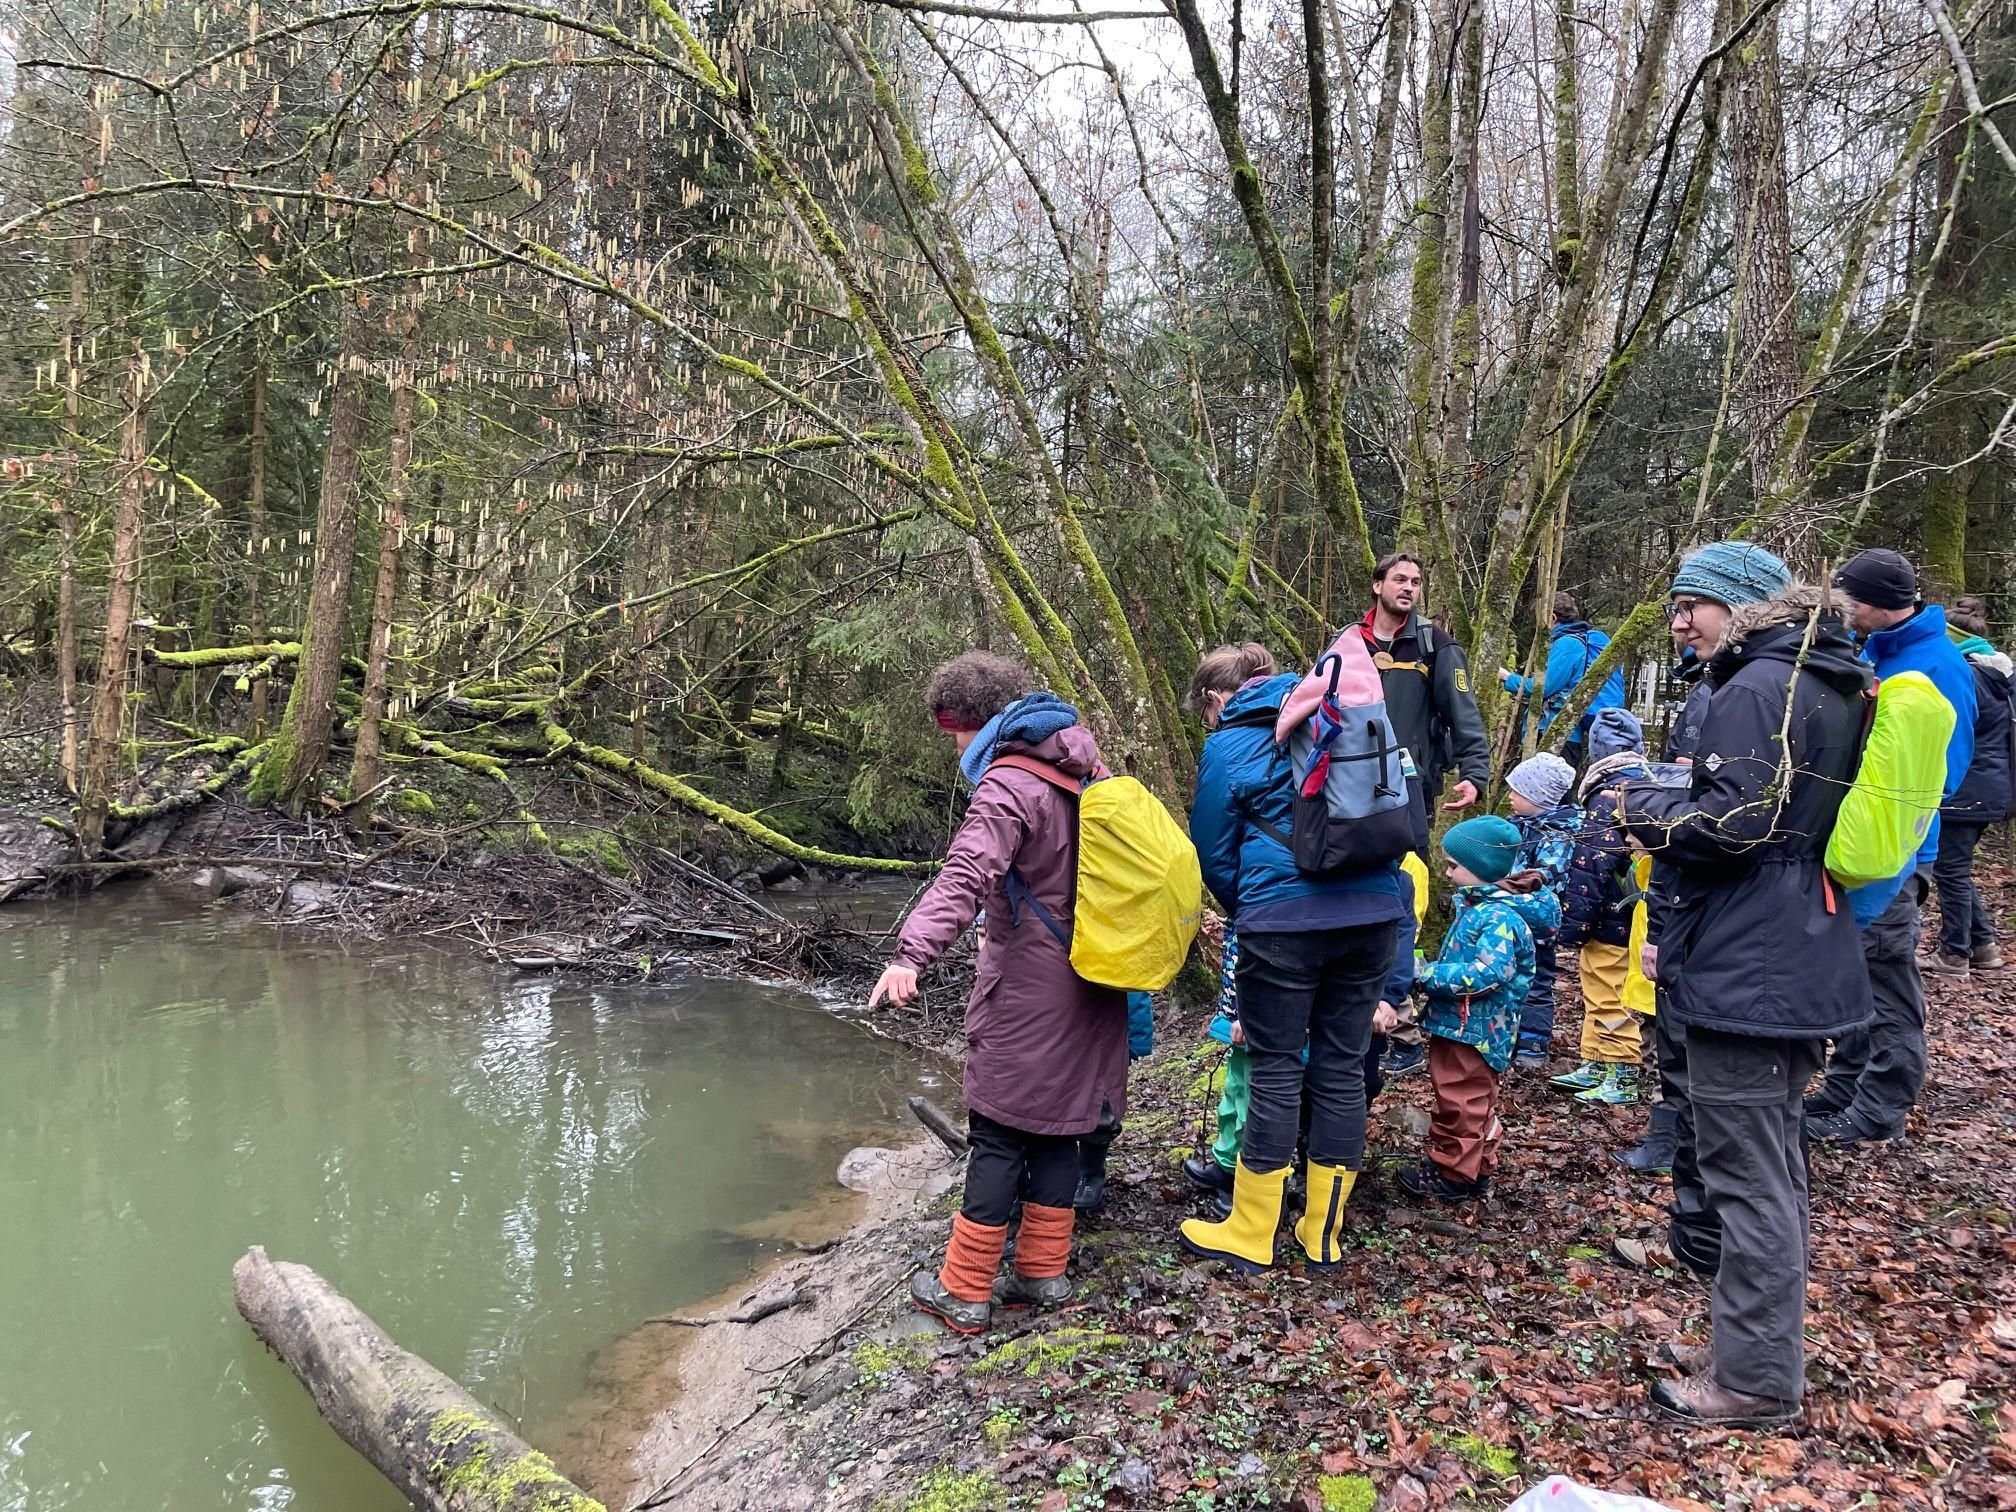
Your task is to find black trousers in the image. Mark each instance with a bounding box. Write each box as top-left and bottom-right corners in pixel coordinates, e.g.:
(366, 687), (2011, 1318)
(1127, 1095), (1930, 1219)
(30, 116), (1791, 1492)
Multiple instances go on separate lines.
(1659, 1000), (1720, 1274)
(1818, 877), (1926, 1134)
(1236, 922), (1397, 1173)
(1933, 819), (1997, 960)
(962, 1110), (1077, 1225)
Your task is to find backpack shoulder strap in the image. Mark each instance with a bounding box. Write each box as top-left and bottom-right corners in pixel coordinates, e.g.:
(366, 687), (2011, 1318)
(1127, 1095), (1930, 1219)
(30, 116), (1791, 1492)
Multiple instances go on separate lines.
(988, 754), (1082, 954)
(988, 753), (1086, 795)
(1851, 676), (1880, 764)
(1217, 708), (1285, 735)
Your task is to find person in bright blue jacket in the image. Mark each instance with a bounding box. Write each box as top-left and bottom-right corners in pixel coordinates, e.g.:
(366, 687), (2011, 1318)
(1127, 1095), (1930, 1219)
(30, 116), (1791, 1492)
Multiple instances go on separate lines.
(1499, 591), (1628, 760)
(1180, 651), (1406, 1272)
(1809, 550), (1975, 1146)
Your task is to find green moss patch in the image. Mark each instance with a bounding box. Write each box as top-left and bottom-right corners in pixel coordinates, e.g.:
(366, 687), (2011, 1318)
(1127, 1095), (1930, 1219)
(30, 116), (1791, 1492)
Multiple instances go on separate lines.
(972, 1326), (1125, 1379)
(875, 1468), (1000, 1512)
(1318, 1473), (1376, 1512)
(1440, 1432), (1518, 1478)
(424, 1408), (604, 1510)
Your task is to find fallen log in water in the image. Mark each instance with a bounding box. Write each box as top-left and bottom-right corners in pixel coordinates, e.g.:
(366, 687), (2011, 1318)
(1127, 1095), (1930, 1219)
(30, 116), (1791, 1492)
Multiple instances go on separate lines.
(908, 1095), (969, 1157)
(232, 1246), (605, 1512)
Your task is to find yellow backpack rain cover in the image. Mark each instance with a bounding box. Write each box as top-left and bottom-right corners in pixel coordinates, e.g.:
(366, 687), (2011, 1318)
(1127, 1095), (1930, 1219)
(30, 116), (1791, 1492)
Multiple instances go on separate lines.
(1070, 775), (1203, 990)
(1623, 853), (1655, 1014)
(1824, 670), (1954, 890)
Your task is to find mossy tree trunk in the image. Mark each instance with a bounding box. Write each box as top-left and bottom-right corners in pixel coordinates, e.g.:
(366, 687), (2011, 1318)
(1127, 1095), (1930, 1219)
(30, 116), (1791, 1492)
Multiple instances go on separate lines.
(251, 302), (369, 808)
(77, 361), (149, 858)
(247, 346), (272, 739)
(1733, 14), (1815, 571)
(349, 306), (417, 813)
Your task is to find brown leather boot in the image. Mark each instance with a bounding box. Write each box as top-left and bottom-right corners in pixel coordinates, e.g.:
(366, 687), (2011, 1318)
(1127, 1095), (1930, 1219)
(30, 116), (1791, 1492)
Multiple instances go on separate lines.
(1649, 1373), (1798, 1427)
(1657, 1338), (1713, 1374)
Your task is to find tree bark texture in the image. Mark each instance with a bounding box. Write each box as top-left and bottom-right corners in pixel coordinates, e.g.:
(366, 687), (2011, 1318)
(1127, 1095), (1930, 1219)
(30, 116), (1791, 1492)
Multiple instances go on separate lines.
(232, 1246), (605, 1512)
(57, 235), (85, 793)
(350, 302), (419, 808)
(251, 302), (370, 806)
(248, 349), (271, 739)
(77, 363), (148, 857)
(1732, 16), (1815, 567)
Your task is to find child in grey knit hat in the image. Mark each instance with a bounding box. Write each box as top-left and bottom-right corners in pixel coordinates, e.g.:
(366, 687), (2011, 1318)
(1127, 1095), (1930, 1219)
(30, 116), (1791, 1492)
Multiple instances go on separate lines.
(1504, 753), (1580, 1066)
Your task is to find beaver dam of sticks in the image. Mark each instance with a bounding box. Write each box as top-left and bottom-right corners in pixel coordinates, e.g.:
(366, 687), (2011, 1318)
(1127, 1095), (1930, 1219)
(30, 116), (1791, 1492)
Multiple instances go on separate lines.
(0, 693), (968, 1031)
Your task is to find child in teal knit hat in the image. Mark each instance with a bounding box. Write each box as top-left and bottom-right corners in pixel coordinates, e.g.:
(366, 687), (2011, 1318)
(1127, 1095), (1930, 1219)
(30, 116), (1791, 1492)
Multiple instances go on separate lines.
(1399, 816), (1563, 1204)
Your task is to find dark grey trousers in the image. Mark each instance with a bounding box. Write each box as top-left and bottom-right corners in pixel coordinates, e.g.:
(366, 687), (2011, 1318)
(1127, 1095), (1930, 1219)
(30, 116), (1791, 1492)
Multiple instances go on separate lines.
(1815, 877), (1926, 1133)
(1691, 1028), (1824, 1403)
(1932, 820), (1997, 960)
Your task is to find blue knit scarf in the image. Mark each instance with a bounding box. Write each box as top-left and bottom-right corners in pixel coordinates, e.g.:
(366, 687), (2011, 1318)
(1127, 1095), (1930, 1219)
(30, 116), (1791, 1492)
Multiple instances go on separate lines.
(958, 691), (1081, 788)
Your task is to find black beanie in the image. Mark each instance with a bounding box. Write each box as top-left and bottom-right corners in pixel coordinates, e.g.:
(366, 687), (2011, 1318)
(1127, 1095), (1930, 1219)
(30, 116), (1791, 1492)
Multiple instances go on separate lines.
(1833, 548), (1918, 611)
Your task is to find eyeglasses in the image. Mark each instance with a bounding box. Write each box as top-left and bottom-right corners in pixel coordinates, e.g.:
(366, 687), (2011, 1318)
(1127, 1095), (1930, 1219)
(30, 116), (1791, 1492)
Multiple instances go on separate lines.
(1670, 597), (1703, 625)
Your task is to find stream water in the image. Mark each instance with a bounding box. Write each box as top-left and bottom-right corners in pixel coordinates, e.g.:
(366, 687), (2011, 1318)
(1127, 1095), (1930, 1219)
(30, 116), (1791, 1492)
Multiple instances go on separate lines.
(0, 891), (938, 1511)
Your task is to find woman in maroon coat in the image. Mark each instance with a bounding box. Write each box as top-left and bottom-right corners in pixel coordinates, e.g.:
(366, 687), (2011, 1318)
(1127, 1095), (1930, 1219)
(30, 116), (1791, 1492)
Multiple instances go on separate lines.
(869, 652), (1128, 1332)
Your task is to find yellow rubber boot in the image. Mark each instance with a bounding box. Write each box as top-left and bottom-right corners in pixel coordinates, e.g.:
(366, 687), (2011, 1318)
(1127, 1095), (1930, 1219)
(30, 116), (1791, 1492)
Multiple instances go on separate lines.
(1293, 1161), (1358, 1267)
(1178, 1159), (1287, 1273)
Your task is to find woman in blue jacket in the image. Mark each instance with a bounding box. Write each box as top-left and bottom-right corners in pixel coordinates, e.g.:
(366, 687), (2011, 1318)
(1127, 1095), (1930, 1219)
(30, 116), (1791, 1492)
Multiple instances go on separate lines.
(1178, 646), (1407, 1271)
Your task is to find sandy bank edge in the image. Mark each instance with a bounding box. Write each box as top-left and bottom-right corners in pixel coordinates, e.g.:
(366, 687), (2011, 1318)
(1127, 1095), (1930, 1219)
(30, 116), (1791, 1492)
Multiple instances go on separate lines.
(599, 1137), (962, 1510)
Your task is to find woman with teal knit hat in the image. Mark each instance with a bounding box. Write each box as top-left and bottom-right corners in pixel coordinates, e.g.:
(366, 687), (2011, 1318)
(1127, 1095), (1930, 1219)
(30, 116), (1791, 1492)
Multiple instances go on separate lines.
(1399, 815), (1561, 1203)
(1624, 540), (1790, 1236)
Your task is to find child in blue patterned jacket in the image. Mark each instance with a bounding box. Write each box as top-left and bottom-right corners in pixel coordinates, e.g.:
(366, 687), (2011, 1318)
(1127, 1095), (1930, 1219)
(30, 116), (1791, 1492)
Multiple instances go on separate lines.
(1504, 753), (1580, 1068)
(1400, 816), (1562, 1204)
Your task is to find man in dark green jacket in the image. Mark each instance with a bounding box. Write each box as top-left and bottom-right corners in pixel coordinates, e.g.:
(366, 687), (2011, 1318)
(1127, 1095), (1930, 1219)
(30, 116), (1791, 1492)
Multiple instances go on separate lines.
(1355, 553), (1490, 851)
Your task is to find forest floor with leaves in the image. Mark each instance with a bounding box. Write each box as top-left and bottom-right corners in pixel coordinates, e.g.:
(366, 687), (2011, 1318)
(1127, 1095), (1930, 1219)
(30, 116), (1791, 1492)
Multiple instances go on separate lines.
(679, 877), (2016, 1512)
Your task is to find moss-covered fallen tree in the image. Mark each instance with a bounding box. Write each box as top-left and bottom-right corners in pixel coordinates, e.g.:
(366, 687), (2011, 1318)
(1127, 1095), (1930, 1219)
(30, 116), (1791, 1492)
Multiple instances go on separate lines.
(144, 641), (302, 669)
(550, 723), (935, 875)
(233, 1247), (604, 1512)
(108, 742), (267, 823)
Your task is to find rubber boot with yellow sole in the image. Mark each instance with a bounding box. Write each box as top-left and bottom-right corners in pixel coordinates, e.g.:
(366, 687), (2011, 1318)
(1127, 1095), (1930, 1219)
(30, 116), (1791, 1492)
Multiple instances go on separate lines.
(1178, 1158), (1286, 1273)
(1293, 1160), (1358, 1267)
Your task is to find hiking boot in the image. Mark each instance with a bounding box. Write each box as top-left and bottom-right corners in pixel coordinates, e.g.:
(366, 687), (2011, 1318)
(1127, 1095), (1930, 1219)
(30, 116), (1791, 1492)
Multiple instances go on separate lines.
(1801, 1088), (1849, 1120)
(1576, 1065), (1638, 1105)
(1549, 1060), (1606, 1092)
(1973, 942), (2005, 970)
(1384, 1042), (1427, 1078)
(1616, 1103), (1679, 1173)
(1183, 1153), (1235, 1194)
(1657, 1338), (1713, 1374)
(1657, 1338), (1808, 1375)
(1649, 1373), (1798, 1427)
(1208, 1189), (1233, 1222)
(909, 1270), (991, 1334)
(1610, 1236), (1677, 1272)
(1807, 1110), (1903, 1146)
(1921, 950), (1970, 978)
(1514, 1046), (1550, 1071)
(1396, 1158), (1485, 1204)
(992, 1272), (1073, 1309)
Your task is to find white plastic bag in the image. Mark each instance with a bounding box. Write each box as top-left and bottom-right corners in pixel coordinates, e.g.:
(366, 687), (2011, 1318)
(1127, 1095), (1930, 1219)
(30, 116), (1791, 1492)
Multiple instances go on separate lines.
(1503, 1478), (1678, 1512)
